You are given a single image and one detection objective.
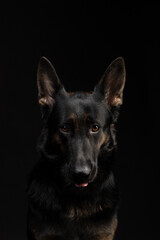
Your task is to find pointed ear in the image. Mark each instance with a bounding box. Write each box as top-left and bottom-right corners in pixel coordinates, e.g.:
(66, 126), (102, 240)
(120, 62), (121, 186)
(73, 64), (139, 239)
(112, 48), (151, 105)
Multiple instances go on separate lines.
(94, 57), (126, 109)
(37, 57), (62, 112)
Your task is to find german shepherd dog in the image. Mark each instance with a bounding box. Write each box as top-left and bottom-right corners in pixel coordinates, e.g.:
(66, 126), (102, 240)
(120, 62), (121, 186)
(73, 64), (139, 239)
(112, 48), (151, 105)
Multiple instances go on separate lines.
(27, 56), (126, 240)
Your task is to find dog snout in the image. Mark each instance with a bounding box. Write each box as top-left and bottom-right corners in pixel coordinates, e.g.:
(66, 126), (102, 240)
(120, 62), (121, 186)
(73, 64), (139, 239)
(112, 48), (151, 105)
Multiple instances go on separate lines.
(75, 165), (91, 176)
(72, 163), (92, 183)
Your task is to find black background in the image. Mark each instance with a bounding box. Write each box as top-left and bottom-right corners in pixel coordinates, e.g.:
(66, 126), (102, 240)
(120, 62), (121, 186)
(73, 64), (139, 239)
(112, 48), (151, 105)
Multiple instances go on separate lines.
(1, 1), (160, 240)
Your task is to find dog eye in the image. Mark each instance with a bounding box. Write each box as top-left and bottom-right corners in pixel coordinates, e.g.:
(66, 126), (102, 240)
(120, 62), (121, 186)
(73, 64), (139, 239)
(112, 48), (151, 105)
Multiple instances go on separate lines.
(91, 124), (99, 132)
(61, 124), (70, 133)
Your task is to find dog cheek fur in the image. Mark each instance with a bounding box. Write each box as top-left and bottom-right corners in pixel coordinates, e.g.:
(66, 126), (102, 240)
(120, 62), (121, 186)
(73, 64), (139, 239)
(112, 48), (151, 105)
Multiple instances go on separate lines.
(97, 123), (117, 153)
(52, 132), (67, 153)
(97, 132), (109, 151)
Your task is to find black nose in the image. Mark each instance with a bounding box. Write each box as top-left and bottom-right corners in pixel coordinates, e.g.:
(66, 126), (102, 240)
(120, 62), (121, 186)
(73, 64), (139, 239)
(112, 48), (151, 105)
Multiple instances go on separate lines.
(73, 165), (91, 183)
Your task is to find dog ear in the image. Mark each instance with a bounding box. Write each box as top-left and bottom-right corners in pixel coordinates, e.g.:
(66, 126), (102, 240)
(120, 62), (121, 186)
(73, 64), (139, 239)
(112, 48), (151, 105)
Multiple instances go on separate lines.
(37, 57), (63, 113)
(94, 57), (126, 109)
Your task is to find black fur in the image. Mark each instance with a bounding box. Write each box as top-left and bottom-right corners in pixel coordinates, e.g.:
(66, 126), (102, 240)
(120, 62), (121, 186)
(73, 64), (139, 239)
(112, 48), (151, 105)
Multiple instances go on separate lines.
(27, 57), (126, 240)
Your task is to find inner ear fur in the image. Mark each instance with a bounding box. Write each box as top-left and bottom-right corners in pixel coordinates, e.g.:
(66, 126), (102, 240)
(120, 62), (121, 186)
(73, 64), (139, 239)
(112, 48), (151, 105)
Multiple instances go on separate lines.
(37, 57), (62, 110)
(94, 57), (126, 109)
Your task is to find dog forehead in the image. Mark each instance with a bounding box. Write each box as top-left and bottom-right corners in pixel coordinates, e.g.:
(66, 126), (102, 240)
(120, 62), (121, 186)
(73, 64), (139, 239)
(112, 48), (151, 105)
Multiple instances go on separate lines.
(56, 93), (108, 123)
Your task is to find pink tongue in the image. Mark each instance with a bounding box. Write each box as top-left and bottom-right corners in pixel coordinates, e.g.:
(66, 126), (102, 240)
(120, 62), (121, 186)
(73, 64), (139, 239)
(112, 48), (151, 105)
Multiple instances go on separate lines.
(75, 183), (88, 187)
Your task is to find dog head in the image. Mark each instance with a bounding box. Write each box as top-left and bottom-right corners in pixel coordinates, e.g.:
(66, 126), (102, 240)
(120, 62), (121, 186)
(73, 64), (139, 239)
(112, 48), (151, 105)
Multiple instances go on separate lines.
(37, 57), (126, 188)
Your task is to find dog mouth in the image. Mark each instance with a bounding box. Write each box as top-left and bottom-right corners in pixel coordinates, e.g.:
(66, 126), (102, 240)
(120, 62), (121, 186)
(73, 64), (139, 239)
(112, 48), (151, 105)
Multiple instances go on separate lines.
(74, 182), (88, 188)
(69, 166), (97, 188)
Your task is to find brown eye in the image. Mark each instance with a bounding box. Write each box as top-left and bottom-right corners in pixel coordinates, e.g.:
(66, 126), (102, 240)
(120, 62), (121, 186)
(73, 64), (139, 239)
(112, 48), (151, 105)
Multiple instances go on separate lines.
(91, 124), (99, 132)
(61, 124), (69, 133)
